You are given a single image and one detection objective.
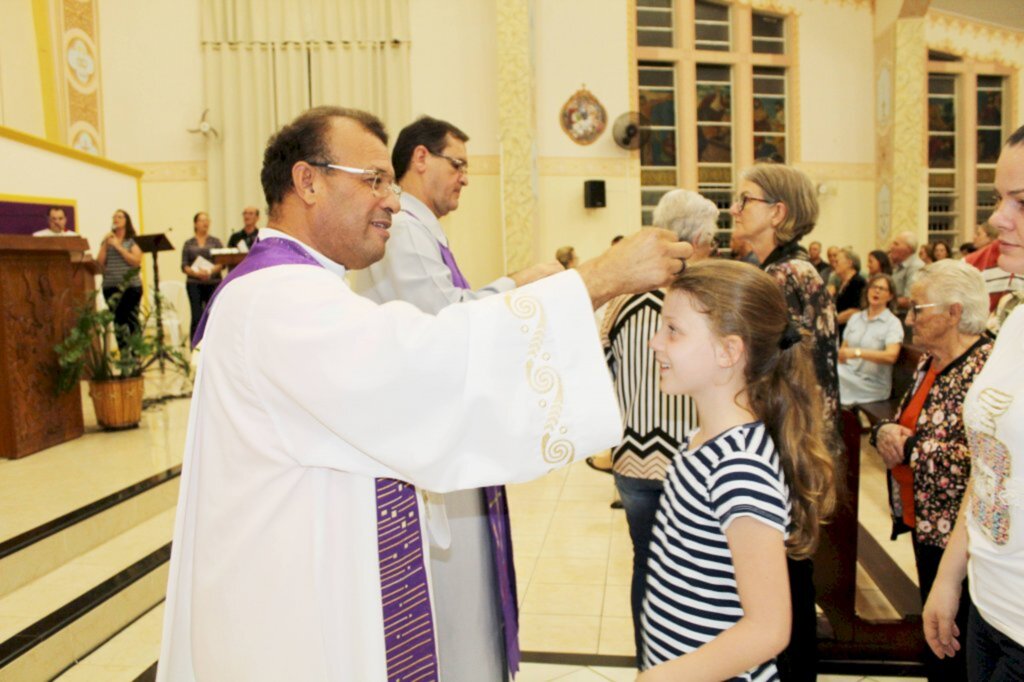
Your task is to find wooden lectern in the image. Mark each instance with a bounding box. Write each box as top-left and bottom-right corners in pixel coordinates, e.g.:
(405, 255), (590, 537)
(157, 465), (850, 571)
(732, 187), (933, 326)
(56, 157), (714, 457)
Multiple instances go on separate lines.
(0, 235), (97, 459)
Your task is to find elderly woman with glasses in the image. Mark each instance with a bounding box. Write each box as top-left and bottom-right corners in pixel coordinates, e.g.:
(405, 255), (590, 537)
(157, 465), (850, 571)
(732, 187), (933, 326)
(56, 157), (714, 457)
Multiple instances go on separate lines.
(599, 189), (718, 661)
(838, 274), (904, 406)
(871, 259), (992, 682)
(729, 163), (838, 681)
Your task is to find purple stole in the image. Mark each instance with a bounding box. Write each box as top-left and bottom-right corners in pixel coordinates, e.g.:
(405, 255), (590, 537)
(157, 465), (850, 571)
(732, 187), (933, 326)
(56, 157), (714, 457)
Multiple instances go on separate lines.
(193, 237), (440, 681)
(437, 241), (522, 676)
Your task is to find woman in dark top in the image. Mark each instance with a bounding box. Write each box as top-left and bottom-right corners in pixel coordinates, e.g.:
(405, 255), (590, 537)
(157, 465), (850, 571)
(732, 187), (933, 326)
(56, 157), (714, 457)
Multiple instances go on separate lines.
(729, 162), (839, 682)
(835, 248), (867, 337)
(868, 249), (892, 276)
(181, 212), (224, 340)
(96, 209), (143, 352)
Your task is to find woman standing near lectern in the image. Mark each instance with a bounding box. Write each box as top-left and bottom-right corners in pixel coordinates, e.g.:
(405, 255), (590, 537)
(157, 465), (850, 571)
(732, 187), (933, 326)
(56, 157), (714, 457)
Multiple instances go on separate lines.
(96, 208), (143, 352)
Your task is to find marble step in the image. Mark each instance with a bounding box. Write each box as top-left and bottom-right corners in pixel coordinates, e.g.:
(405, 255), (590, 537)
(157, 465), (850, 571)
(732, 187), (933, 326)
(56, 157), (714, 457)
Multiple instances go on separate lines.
(52, 603), (163, 682)
(0, 510), (174, 681)
(0, 470), (179, 600)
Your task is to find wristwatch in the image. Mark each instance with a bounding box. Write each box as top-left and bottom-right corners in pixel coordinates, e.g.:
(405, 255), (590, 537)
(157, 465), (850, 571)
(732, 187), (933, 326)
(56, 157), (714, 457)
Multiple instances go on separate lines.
(854, 348), (862, 359)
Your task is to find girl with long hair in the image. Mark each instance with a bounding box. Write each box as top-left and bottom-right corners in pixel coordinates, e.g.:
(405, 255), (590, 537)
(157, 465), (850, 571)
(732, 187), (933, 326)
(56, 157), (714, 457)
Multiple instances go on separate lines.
(639, 260), (835, 681)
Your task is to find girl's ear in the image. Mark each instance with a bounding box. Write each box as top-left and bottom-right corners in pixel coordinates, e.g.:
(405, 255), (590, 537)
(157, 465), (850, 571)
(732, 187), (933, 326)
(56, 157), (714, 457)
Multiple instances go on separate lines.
(717, 334), (746, 369)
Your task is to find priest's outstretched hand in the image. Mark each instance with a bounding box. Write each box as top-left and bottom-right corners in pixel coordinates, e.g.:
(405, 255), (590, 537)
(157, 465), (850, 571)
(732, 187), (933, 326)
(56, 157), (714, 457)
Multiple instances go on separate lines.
(577, 228), (693, 309)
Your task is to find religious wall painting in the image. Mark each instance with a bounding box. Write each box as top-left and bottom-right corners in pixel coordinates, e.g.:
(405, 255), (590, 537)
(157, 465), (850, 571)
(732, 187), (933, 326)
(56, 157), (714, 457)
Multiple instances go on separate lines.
(927, 97), (955, 132)
(978, 130), (1003, 164)
(696, 84), (731, 122)
(753, 135), (785, 163)
(753, 96), (785, 133)
(977, 90), (1002, 127)
(642, 129), (677, 167)
(696, 83), (732, 164)
(639, 89), (676, 127)
(928, 135), (955, 169)
(559, 87), (607, 146)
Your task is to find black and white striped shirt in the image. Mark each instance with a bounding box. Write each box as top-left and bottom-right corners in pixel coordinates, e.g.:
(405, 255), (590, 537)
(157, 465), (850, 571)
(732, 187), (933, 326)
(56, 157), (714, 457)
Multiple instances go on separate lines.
(641, 422), (791, 681)
(101, 237), (141, 288)
(605, 291), (696, 479)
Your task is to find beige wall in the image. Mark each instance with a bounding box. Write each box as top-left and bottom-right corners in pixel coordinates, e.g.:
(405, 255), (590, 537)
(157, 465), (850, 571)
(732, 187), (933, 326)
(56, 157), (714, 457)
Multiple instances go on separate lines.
(789, 0), (877, 259)
(98, 0), (209, 276)
(5, 0), (1024, 283)
(410, 0), (638, 285)
(0, 132), (140, 250)
(533, 0), (637, 263)
(0, 0), (45, 137)
(98, 0), (205, 165)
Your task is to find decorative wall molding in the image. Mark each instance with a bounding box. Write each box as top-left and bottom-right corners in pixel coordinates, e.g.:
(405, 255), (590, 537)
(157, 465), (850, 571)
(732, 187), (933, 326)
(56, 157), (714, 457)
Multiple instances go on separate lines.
(496, 0), (537, 272)
(927, 10), (1024, 68)
(56, 0), (104, 155)
(891, 17), (928, 243)
(133, 161), (208, 183)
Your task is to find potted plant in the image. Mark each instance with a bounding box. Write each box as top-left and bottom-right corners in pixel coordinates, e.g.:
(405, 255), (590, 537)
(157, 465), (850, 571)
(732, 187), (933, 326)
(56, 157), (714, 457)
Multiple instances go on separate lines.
(54, 274), (190, 429)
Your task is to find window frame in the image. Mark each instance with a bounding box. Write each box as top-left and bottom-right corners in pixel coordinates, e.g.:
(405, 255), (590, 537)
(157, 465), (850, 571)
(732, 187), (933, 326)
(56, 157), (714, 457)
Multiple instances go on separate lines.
(632, 0), (797, 240)
(926, 55), (1014, 244)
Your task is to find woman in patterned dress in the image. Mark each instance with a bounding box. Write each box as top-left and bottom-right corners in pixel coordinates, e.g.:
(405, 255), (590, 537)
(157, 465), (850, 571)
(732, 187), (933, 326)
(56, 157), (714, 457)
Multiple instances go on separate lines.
(729, 163), (839, 682)
(873, 260), (991, 682)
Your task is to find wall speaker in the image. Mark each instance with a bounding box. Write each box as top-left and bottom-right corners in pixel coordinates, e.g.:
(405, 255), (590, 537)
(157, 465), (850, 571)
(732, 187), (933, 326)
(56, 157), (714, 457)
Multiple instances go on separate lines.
(584, 180), (606, 209)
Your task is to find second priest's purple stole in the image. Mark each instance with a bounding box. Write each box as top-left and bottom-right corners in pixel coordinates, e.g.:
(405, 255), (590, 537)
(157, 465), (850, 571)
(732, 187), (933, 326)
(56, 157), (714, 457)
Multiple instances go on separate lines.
(437, 240), (521, 675)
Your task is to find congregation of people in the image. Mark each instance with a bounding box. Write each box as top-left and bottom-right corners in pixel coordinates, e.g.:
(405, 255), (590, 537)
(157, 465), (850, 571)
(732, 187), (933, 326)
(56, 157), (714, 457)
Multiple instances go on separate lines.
(36, 112), (1024, 682)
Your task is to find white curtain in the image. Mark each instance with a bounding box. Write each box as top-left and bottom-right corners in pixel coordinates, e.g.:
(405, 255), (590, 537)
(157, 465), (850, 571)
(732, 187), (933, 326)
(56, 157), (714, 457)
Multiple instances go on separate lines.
(200, 0), (410, 236)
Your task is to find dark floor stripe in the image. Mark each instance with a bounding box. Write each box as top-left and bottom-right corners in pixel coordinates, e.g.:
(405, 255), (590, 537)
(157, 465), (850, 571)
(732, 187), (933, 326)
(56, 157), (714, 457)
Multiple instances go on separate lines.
(521, 651), (637, 668)
(858, 523), (922, 616)
(0, 543), (171, 667)
(0, 466), (181, 560)
(819, 658), (925, 676)
(49, 600), (165, 680)
(133, 661), (158, 682)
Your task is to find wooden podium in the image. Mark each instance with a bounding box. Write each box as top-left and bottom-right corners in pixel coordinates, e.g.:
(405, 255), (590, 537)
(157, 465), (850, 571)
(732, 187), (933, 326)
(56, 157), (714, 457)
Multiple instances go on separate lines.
(0, 235), (96, 459)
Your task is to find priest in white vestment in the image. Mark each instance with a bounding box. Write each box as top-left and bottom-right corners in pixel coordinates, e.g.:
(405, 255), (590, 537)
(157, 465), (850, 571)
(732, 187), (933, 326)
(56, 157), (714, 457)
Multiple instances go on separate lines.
(157, 106), (689, 681)
(354, 116), (563, 682)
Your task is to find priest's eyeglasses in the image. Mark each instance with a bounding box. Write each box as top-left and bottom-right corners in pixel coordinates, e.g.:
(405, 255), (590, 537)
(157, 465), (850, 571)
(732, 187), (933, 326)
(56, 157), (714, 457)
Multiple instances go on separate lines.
(307, 161), (402, 199)
(429, 151), (470, 176)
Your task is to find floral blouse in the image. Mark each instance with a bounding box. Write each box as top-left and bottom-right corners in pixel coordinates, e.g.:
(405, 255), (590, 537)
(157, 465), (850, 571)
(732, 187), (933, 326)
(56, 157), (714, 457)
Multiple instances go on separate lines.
(762, 242), (840, 434)
(873, 337), (993, 547)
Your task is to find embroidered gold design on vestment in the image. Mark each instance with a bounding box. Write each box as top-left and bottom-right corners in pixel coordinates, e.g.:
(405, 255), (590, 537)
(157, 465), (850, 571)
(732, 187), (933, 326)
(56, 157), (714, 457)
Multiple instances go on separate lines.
(506, 292), (574, 465)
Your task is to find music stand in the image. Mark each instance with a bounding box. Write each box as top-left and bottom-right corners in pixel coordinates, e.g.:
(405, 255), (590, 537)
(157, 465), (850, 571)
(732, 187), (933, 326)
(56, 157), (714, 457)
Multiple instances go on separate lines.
(135, 233), (175, 372)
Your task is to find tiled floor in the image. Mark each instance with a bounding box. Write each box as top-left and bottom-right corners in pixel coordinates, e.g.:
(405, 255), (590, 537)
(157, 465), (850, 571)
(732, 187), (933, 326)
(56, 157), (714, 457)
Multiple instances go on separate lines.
(508, 436), (918, 658)
(1, 383), (924, 679)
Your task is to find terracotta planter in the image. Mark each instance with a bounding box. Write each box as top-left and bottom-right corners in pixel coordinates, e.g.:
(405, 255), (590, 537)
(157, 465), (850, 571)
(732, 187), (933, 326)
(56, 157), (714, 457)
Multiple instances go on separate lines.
(88, 377), (144, 430)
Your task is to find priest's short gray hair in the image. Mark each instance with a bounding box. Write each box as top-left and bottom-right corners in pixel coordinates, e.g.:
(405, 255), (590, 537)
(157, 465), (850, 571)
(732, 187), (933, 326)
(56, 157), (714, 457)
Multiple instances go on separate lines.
(914, 259), (989, 334)
(652, 190), (719, 247)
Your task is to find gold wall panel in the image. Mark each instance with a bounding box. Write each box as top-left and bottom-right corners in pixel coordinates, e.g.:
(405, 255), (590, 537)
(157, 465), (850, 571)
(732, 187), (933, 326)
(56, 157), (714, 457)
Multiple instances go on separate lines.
(55, 0), (104, 155)
(496, 0), (538, 272)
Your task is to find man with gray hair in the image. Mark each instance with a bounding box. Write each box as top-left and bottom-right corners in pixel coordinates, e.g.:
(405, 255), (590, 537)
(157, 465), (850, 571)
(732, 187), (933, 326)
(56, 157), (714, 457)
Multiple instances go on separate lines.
(599, 189), (718, 662)
(890, 230), (924, 308)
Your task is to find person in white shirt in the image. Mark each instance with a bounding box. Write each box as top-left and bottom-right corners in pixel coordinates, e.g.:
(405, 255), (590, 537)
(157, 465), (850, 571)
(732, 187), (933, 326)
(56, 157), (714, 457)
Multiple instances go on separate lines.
(157, 105), (691, 681)
(353, 115), (561, 681)
(32, 207), (71, 236)
(924, 124), (1024, 680)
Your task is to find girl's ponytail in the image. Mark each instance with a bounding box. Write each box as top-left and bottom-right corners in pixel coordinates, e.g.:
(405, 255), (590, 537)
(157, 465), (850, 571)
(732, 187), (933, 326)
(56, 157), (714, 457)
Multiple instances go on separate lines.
(671, 261), (836, 558)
